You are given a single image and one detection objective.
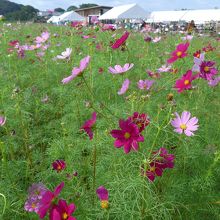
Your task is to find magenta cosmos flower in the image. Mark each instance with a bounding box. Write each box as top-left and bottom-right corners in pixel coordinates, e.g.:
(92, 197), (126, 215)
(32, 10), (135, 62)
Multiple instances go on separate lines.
(137, 79), (154, 90)
(199, 61), (218, 80)
(52, 160), (66, 172)
(108, 63), (134, 74)
(80, 112), (97, 140)
(167, 42), (189, 64)
(118, 79), (130, 95)
(174, 70), (198, 93)
(0, 116), (6, 126)
(111, 119), (144, 154)
(62, 56), (91, 84)
(171, 111), (199, 136)
(128, 112), (150, 132)
(111, 31), (130, 49)
(50, 199), (76, 220)
(38, 182), (64, 219)
(96, 186), (109, 209)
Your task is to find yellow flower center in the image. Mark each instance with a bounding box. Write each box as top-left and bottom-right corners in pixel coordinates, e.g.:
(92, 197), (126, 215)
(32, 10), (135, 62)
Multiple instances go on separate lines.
(137, 122), (142, 128)
(124, 132), (131, 139)
(62, 212), (68, 220)
(150, 166), (156, 172)
(184, 80), (190, 85)
(101, 200), (108, 209)
(176, 51), (182, 57)
(180, 124), (187, 130)
(204, 66), (210, 72)
(31, 203), (36, 209)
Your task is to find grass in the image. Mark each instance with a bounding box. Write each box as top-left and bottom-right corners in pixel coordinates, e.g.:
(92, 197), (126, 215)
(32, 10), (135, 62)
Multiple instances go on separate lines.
(0, 22), (220, 220)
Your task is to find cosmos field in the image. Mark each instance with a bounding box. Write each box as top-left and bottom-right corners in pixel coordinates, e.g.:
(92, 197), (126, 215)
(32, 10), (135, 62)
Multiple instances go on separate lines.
(0, 22), (220, 220)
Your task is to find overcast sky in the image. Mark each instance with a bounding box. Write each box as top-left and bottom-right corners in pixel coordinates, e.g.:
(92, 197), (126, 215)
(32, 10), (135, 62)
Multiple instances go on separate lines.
(9, 0), (220, 11)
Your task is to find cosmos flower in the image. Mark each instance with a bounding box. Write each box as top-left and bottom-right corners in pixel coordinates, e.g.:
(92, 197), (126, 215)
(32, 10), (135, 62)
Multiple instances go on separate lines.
(118, 79), (130, 95)
(157, 64), (172, 73)
(152, 36), (161, 43)
(193, 50), (201, 58)
(56, 48), (72, 60)
(38, 182), (64, 218)
(35, 31), (50, 44)
(96, 186), (109, 209)
(108, 63), (134, 74)
(128, 112), (150, 132)
(199, 61), (218, 80)
(167, 42), (190, 64)
(174, 70), (198, 93)
(171, 111), (199, 136)
(181, 35), (193, 41)
(52, 160), (66, 172)
(137, 79), (154, 90)
(0, 116), (6, 126)
(146, 69), (160, 79)
(111, 31), (129, 49)
(62, 56), (91, 84)
(80, 112), (97, 140)
(192, 53), (205, 72)
(208, 76), (220, 87)
(50, 199), (76, 220)
(110, 119), (144, 154)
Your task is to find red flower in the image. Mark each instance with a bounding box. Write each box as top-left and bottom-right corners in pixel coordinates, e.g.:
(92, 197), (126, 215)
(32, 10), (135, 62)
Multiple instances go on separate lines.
(174, 70), (198, 93)
(50, 199), (76, 220)
(38, 182), (64, 219)
(128, 112), (150, 132)
(80, 112), (97, 140)
(52, 160), (66, 172)
(193, 50), (201, 58)
(167, 42), (189, 64)
(111, 119), (144, 154)
(111, 32), (129, 49)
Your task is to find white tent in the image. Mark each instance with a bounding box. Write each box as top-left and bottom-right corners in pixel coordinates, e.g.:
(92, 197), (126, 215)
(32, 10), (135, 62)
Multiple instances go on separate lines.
(57, 11), (84, 22)
(99, 3), (148, 20)
(47, 16), (60, 24)
(147, 9), (220, 23)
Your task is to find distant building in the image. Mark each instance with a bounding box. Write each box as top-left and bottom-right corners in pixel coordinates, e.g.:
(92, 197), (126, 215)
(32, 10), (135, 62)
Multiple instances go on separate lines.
(74, 6), (112, 23)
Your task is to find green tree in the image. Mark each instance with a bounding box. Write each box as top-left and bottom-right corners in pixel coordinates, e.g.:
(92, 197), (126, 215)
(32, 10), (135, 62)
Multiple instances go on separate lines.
(54, 8), (65, 13)
(67, 6), (78, 11)
(79, 4), (98, 9)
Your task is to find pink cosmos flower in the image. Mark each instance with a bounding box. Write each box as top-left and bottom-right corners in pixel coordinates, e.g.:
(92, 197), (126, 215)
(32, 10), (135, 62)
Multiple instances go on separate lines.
(110, 119), (144, 154)
(192, 53), (205, 72)
(52, 160), (66, 172)
(152, 36), (161, 43)
(96, 186), (109, 209)
(171, 111), (199, 136)
(208, 76), (220, 87)
(181, 35), (193, 41)
(174, 70), (199, 93)
(102, 24), (115, 31)
(62, 56), (91, 84)
(108, 63), (134, 74)
(38, 182), (64, 219)
(128, 112), (150, 132)
(80, 112), (97, 140)
(157, 64), (172, 73)
(35, 31), (50, 44)
(0, 116), (6, 126)
(137, 79), (154, 90)
(50, 199), (76, 220)
(167, 42), (189, 64)
(118, 79), (130, 95)
(199, 61), (218, 80)
(56, 48), (72, 60)
(145, 161), (163, 182)
(111, 31), (129, 49)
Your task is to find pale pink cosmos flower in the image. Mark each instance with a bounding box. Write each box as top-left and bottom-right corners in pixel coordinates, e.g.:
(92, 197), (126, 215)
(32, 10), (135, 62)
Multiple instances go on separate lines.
(118, 79), (130, 95)
(62, 56), (91, 84)
(138, 80), (155, 90)
(152, 36), (161, 43)
(208, 76), (220, 87)
(192, 53), (205, 72)
(157, 64), (172, 73)
(181, 35), (193, 41)
(0, 116), (6, 126)
(35, 31), (50, 44)
(56, 48), (72, 60)
(108, 63), (134, 74)
(171, 111), (199, 136)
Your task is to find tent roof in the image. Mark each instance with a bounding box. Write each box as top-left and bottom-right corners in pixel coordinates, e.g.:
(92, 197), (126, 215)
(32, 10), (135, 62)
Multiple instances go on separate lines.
(147, 9), (220, 23)
(47, 16), (60, 23)
(99, 3), (148, 20)
(58, 11), (84, 22)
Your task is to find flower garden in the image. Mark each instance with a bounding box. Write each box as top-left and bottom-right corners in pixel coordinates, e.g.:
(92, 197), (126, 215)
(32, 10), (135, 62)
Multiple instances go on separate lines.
(0, 22), (220, 220)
